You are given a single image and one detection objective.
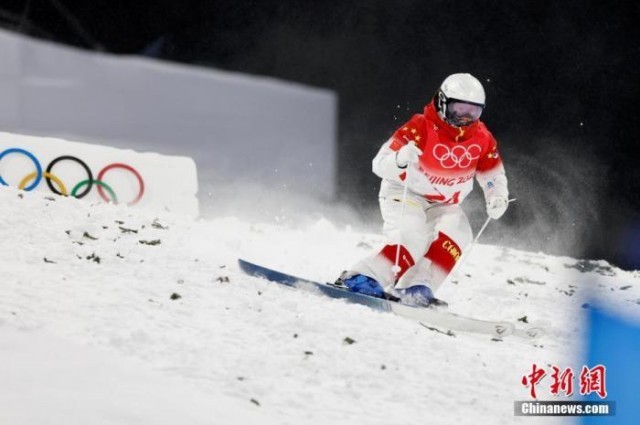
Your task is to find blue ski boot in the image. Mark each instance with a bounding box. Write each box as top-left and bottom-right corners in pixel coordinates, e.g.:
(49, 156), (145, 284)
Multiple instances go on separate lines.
(396, 285), (448, 308)
(335, 272), (385, 298)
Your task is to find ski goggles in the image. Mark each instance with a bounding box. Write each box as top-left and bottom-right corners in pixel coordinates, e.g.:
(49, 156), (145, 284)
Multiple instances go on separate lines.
(445, 100), (484, 127)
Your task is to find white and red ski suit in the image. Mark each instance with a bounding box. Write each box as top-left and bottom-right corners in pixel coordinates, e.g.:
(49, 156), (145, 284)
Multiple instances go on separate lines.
(350, 101), (509, 293)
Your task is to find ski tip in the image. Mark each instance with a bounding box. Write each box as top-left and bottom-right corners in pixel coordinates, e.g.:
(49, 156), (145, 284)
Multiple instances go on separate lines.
(494, 323), (516, 337)
(237, 258), (254, 274)
(513, 327), (545, 339)
(495, 325), (547, 340)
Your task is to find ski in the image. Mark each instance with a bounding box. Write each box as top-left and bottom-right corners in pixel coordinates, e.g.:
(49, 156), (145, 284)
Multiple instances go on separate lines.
(238, 259), (541, 339)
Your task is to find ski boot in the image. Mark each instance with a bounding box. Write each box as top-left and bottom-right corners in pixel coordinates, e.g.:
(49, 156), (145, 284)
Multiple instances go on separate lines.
(396, 285), (448, 308)
(334, 271), (385, 298)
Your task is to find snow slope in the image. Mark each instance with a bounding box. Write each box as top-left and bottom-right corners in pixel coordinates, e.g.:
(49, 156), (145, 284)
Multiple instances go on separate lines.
(1, 187), (638, 425)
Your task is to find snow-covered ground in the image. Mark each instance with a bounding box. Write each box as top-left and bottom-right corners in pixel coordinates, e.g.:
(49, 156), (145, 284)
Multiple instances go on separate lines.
(1, 186), (638, 424)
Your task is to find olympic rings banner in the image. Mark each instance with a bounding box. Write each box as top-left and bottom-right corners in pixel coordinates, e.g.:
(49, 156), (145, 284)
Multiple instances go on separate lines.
(0, 132), (199, 217)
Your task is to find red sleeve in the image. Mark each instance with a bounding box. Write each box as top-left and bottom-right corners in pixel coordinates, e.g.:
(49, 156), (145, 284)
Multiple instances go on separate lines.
(389, 114), (427, 151)
(476, 130), (503, 173)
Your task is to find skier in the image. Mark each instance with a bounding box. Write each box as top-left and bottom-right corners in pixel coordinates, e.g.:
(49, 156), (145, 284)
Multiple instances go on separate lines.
(337, 73), (509, 306)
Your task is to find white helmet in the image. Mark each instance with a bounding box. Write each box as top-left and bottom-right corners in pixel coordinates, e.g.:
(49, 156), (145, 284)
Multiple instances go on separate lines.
(435, 73), (486, 127)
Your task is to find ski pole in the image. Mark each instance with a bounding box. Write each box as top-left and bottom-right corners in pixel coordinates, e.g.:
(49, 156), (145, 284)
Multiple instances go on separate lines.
(440, 198), (516, 287)
(392, 163), (412, 279)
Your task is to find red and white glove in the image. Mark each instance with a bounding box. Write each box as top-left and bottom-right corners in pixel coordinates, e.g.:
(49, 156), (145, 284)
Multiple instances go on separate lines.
(486, 196), (509, 220)
(395, 143), (422, 168)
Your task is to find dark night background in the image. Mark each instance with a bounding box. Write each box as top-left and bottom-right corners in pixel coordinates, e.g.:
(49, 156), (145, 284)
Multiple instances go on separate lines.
(1, 1), (639, 268)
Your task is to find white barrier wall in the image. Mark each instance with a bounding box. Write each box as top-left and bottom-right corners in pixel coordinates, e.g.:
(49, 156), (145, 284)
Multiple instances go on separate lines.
(0, 133), (199, 217)
(0, 29), (337, 204)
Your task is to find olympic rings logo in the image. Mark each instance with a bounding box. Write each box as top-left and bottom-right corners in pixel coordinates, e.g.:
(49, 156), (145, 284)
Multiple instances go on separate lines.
(0, 148), (145, 205)
(432, 143), (482, 169)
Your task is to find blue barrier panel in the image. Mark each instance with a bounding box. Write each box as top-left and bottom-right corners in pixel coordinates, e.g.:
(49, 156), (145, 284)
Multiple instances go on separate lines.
(583, 307), (640, 424)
